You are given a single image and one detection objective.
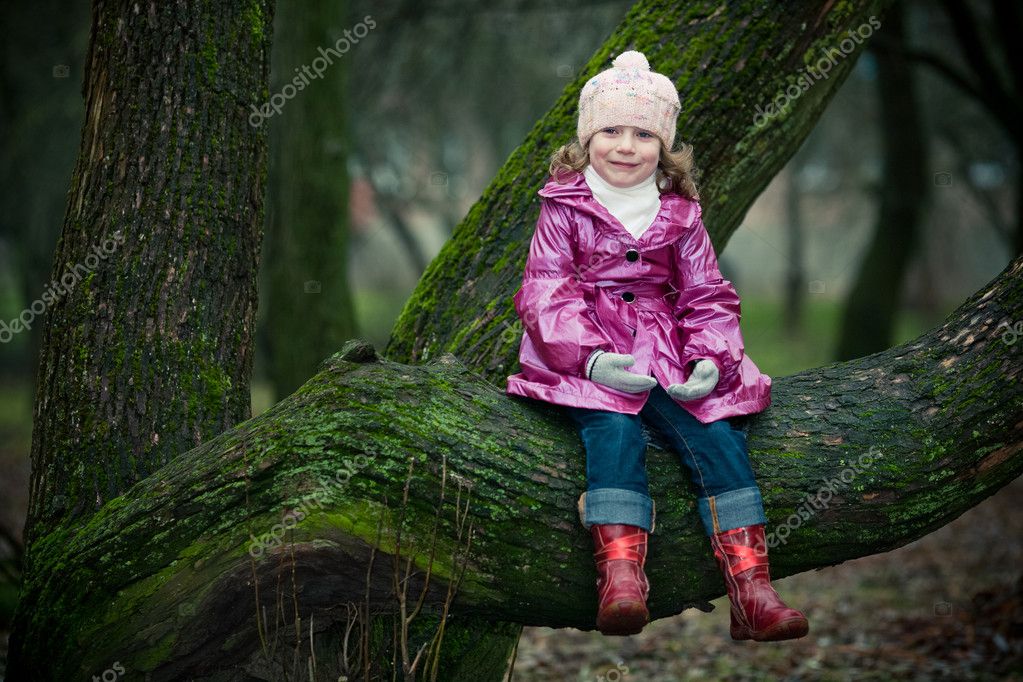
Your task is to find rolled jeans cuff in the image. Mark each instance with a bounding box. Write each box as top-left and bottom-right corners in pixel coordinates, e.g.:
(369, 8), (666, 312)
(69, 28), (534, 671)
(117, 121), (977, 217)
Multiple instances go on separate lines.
(698, 486), (767, 536)
(577, 487), (655, 533)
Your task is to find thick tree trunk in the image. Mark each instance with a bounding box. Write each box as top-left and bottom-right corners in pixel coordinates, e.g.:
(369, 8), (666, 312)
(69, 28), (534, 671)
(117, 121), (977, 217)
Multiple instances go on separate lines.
(7, 0), (275, 675)
(836, 3), (928, 360)
(263, 0), (358, 401)
(19, 0), (272, 548)
(13, 1), (1023, 681)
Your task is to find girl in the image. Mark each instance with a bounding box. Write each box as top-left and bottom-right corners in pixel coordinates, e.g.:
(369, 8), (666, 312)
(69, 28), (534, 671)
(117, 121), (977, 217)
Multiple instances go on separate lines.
(506, 51), (809, 641)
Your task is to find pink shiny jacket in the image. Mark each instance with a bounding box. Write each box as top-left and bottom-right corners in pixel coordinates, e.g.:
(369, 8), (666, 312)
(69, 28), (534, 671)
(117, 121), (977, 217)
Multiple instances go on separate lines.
(505, 171), (771, 423)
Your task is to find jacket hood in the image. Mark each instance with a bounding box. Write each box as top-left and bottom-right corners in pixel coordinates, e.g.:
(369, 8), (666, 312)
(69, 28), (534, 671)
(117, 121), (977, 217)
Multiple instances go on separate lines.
(537, 170), (700, 248)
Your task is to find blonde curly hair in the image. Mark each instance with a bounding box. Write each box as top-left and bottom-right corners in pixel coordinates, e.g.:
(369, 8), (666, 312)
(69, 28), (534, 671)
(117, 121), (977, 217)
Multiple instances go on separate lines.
(547, 136), (701, 201)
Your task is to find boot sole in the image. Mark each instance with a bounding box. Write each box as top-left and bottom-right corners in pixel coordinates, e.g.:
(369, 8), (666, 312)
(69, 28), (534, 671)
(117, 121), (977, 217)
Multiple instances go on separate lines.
(731, 616), (809, 642)
(597, 601), (649, 636)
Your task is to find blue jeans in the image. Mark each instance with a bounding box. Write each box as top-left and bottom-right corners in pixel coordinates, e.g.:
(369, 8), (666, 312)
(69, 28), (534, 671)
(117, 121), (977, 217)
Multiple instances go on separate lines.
(563, 383), (767, 536)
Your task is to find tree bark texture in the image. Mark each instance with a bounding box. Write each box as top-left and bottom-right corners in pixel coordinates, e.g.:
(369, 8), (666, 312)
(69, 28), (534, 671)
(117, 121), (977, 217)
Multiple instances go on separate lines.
(8, 0), (274, 675)
(20, 0), (273, 548)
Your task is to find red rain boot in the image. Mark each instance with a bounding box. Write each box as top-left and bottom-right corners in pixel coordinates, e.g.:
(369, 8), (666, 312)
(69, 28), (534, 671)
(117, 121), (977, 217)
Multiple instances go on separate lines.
(710, 523), (809, 641)
(591, 524), (650, 635)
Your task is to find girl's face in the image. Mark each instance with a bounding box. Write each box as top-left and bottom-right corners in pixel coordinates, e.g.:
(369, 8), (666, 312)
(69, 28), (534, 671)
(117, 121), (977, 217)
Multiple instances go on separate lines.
(588, 125), (661, 188)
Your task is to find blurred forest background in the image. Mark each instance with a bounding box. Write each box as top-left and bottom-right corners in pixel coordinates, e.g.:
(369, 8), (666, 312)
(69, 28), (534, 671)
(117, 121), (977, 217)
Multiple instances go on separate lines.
(1, 0), (1020, 679)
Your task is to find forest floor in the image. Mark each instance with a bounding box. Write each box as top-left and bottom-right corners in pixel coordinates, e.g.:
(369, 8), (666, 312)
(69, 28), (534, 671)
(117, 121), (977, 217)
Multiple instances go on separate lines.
(513, 475), (1023, 681)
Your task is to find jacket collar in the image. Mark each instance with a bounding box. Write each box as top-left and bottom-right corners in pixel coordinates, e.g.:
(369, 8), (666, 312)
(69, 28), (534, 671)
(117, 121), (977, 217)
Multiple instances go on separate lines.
(537, 170), (700, 248)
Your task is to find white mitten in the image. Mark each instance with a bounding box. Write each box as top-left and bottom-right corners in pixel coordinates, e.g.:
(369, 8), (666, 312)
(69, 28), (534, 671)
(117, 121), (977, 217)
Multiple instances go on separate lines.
(666, 359), (719, 401)
(586, 350), (657, 393)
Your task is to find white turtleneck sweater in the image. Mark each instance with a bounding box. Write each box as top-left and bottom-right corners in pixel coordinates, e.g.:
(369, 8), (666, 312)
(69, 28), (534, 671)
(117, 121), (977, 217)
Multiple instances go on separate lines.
(583, 164), (661, 240)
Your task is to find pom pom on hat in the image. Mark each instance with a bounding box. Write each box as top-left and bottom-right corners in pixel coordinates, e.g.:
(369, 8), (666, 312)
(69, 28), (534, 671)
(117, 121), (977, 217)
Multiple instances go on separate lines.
(612, 50), (650, 70)
(576, 50), (681, 150)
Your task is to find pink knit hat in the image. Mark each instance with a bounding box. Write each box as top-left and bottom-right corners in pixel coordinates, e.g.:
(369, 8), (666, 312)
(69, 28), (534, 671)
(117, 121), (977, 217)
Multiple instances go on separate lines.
(577, 50), (681, 150)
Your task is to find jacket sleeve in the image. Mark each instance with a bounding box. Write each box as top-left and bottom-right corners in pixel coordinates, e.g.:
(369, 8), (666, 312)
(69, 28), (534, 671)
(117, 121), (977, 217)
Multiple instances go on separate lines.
(671, 211), (746, 383)
(513, 198), (614, 377)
